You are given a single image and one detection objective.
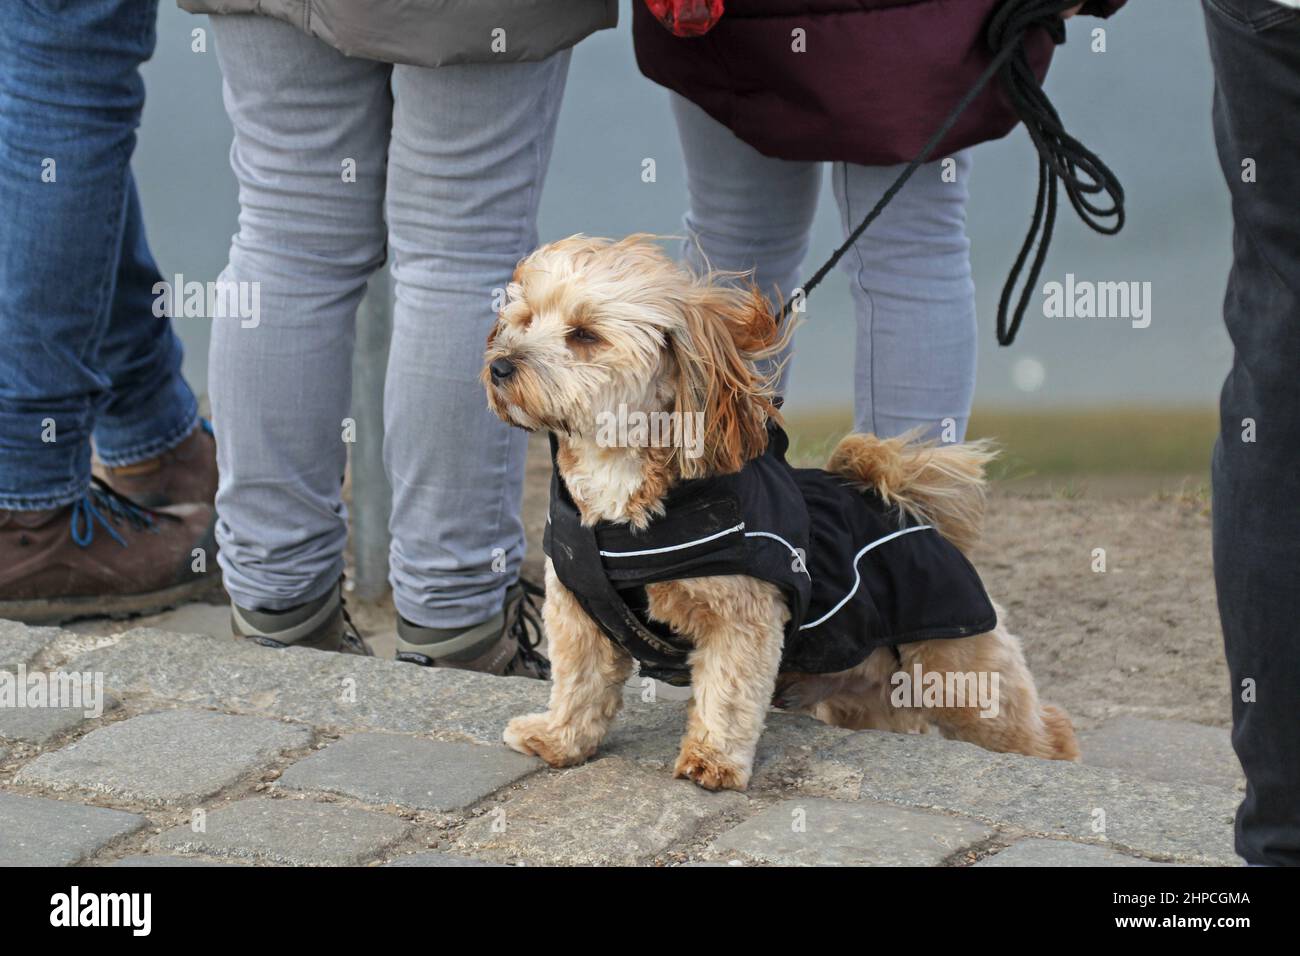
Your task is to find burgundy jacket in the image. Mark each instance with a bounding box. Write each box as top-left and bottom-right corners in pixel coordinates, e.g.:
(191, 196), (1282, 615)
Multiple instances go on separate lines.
(634, 0), (1127, 166)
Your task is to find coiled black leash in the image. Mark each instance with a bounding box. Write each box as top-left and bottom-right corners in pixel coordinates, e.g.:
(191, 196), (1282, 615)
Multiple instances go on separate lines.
(781, 0), (1125, 346)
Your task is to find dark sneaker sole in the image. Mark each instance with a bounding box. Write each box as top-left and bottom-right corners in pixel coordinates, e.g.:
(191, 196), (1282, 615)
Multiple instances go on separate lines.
(241, 632), (373, 657)
(0, 570), (224, 627)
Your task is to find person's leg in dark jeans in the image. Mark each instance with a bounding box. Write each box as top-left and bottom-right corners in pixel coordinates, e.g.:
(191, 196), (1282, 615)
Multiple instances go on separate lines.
(0, 0), (217, 623)
(1203, 0), (1300, 866)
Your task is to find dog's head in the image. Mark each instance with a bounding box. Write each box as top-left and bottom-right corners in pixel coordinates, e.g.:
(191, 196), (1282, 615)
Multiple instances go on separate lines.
(483, 235), (786, 478)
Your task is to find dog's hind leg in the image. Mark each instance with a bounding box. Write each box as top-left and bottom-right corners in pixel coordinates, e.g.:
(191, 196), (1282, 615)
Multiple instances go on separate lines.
(647, 576), (788, 791)
(786, 649), (932, 734)
(503, 559), (634, 767)
(899, 625), (1080, 761)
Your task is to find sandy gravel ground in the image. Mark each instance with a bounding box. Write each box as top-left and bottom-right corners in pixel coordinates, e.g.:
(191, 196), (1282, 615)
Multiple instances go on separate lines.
(974, 490), (1225, 731)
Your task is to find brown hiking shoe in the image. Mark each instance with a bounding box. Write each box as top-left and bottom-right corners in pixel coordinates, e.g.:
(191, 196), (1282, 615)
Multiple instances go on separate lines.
(93, 419), (217, 508)
(0, 478), (220, 625)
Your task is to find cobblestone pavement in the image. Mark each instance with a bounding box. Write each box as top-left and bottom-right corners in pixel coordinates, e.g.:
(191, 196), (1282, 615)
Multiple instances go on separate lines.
(0, 619), (1241, 867)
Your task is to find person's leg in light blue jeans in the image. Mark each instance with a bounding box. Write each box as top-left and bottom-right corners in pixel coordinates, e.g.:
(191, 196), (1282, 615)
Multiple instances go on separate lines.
(208, 15), (568, 632)
(671, 95), (978, 441)
(208, 15), (390, 612)
(670, 96), (822, 388)
(0, 0), (198, 510)
(384, 52), (569, 630)
(833, 155), (977, 440)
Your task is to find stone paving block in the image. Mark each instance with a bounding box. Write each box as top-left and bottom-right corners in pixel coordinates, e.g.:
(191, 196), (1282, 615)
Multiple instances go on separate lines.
(15, 709), (312, 804)
(604, 703), (855, 791)
(602, 695), (691, 764)
(110, 855), (243, 867)
(64, 603), (231, 641)
(0, 620), (61, 670)
(810, 730), (1238, 865)
(459, 756), (747, 865)
(69, 629), (845, 773)
(714, 798), (993, 866)
(73, 629), (551, 742)
(682, 860), (747, 867)
(152, 797), (410, 866)
(974, 838), (1176, 867)
(750, 713), (857, 789)
(120, 603), (232, 640)
(0, 694), (120, 746)
(278, 733), (540, 811)
(384, 851), (506, 867)
(0, 793), (147, 866)
(1080, 717), (1243, 790)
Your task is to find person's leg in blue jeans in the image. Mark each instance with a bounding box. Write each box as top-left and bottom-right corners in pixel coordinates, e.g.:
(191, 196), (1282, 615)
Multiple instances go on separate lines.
(1203, 0), (1300, 866)
(0, 0), (217, 623)
(670, 94), (978, 441)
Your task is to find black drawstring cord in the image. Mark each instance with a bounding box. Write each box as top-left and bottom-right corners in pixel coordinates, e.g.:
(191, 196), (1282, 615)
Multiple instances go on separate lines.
(780, 0), (1125, 346)
(987, 0), (1125, 344)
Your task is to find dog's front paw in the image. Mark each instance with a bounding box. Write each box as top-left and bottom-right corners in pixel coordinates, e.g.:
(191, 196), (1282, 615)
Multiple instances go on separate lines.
(503, 713), (595, 768)
(674, 739), (750, 791)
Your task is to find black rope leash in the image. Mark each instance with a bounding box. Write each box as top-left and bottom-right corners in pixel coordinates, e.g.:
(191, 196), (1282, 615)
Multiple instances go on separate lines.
(780, 0), (1125, 346)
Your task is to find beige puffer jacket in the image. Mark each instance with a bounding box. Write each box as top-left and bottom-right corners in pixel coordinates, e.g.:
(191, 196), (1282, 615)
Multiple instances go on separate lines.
(180, 0), (618, 67)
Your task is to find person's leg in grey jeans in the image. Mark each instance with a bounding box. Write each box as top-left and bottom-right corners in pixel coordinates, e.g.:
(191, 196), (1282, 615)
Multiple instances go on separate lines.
(383, 50), (568, 637)
(208, 15), (567, 664)
(671, 95), (978, 440)
(1203, 0), (1300, 866)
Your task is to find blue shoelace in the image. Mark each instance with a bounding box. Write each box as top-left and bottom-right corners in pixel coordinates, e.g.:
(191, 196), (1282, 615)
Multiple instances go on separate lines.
(69, 479), (158, 548)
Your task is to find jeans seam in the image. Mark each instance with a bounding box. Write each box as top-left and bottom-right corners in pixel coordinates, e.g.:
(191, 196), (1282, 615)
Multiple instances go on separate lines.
(841, 162), (880, 435)
(81, 142), (132, 383)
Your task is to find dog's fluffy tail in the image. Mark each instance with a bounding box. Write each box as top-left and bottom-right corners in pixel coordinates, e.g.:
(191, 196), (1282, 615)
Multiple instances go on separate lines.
(826, 431), (997, 555)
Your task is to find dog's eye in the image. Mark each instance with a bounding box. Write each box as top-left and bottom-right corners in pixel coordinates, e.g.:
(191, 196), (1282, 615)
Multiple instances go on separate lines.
(567, 327), (602, 346)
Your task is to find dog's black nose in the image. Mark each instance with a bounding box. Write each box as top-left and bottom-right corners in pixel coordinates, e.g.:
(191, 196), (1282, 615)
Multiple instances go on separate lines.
(489, 357), (516, 382)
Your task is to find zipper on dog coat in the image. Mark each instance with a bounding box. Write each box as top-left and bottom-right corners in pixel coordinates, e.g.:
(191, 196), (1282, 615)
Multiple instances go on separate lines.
(544, 425), (997, 686)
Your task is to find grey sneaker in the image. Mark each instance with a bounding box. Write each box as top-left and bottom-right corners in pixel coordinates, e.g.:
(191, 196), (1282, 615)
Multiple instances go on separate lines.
(231, 581), (372, 656)
(395, 579), (548, 678)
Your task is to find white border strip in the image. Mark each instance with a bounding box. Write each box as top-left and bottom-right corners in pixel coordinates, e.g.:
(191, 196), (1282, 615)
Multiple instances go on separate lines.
(798, 525), (933, 631)
(745, 530), (812, 579)
(598, 522), (746, 558)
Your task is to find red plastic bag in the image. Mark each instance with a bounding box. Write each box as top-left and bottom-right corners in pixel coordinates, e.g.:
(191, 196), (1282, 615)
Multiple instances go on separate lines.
(643, 0), (724, 37)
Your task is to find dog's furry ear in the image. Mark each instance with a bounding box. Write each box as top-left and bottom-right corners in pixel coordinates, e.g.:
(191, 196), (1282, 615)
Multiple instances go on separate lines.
(669, 284), (784, 478)
(715, 285), (782, 355)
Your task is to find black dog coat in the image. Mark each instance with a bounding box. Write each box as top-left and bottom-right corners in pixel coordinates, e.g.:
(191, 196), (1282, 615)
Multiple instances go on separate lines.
(543, 425), (996, 686)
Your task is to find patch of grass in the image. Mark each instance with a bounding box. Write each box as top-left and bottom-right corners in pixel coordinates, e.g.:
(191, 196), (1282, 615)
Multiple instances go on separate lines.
(1154, 478), (1213, 515)
(782, 406), (1218, 478)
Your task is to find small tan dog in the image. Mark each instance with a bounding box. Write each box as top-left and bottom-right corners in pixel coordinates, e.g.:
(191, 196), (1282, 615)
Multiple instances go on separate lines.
(483, 235), (1078, 791)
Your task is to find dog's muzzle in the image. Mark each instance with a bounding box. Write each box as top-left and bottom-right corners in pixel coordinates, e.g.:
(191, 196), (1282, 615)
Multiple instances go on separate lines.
(489, 357), (516, 384)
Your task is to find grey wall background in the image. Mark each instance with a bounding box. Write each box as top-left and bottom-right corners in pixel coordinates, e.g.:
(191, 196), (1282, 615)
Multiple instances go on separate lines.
(137, 0), (1231, 414)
